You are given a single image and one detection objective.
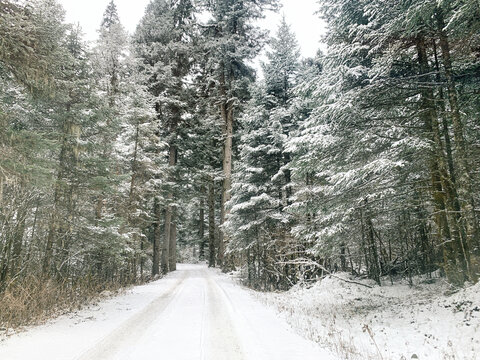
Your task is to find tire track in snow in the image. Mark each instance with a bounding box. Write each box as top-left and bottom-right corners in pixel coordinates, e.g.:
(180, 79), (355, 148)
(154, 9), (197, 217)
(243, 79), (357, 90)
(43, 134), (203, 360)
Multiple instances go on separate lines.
(204, 270), (244, 360)
(199, 270), (208, 360)
(74, 272), (187, 360)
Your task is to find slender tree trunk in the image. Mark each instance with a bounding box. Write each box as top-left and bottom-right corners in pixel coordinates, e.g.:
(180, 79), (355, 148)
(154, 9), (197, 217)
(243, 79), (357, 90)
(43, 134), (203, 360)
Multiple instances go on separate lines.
(220, 105), (233, 268)
(128, 120), (140, 208)
(10, 206), (26, 277)
(152, 196), (161, 276)
(169, 211), (177, 271)
(162, 143), (177, 274)
(23, 198), (40, 273)
(360, 209), (369, 277)
(340, 242), (346, 272)
(218, 61), (234, 269)
(161, 199), (171, 275)
(364, 200), (381, 286)
(208, 178), (216, 267)
(199, 187), (206, 260)
(0, 177), (3, 205)
(140, 234), (145, 280)
(0, 223), (13, 285)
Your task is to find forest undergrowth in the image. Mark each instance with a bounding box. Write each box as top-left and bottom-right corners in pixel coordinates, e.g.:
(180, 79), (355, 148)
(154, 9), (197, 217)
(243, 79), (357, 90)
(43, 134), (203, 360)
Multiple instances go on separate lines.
(0, 276), (135, 335)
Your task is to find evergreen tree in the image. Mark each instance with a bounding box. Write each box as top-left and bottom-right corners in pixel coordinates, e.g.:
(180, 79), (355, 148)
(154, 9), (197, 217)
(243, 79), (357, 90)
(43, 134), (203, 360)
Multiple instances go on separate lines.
(226, 19), (300, 289)
(101, 0), (120, 30)
(199, 0), (279, 268)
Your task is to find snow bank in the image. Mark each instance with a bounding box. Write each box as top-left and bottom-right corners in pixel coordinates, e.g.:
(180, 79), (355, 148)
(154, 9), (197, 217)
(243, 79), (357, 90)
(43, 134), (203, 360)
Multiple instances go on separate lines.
(256, 274), (480, 359)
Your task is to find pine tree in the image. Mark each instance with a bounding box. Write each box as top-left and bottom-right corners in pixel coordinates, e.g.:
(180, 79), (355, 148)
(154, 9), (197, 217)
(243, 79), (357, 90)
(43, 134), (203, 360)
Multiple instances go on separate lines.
(101, 0), (120, 30)
(199, 0), (279, 269)
(226, 19), (301, 288)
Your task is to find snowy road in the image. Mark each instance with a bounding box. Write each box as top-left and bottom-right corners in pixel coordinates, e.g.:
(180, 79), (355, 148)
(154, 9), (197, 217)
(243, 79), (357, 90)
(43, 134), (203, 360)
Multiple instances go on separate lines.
(0, 264), (332, 360)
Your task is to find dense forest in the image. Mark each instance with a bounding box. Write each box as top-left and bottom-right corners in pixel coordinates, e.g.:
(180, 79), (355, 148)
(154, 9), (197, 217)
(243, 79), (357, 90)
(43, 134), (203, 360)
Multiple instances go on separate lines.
(0, 0), (479, 327)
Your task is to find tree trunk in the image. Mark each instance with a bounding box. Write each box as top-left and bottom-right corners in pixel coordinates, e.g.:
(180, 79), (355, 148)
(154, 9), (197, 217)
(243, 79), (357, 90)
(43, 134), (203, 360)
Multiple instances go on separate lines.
(161, 200), (171, 275)
(0, 224), (13, 286)
(340, 242), (347, 272)
(140, 234), (145, 281)
(199, 187), (206, 260)
(208, 178), (216, 267)
(152, 196), (161, 276)
(364, 201), (381, 286)
(162, 143), (177, 274)
(10, 206), (26, 277)
(128, 119), (140, 209)
(169, 212), (177, 271)
(218, 60), (234, 269)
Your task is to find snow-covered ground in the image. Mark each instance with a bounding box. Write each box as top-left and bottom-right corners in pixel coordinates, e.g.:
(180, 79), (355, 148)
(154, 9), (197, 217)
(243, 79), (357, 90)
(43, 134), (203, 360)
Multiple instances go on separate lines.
(0, 264), (332, 360)
(256, 274), (480, 360)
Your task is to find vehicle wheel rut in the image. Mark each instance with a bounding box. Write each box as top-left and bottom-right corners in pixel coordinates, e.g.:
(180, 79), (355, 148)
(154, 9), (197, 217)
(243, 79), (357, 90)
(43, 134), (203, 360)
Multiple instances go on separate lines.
(75, 273), (187, 360)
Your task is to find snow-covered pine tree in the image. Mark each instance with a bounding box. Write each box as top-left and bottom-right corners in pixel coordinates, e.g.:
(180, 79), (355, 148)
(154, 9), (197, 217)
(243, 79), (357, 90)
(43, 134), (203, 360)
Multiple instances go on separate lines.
(199, 0), (279, 269)
(80, 0), (141, 283)
(357, 0), (480, 283)
(0, 0), (70, 285)
(226, 19), (300, 289)
(115, 60), (160, 281)
(0, 0), (59, 92)
(41, 20), (95, 278)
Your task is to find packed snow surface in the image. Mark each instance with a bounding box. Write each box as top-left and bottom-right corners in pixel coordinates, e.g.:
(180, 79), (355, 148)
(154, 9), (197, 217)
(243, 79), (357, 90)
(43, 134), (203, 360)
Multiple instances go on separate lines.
(0, 264), (332, 360)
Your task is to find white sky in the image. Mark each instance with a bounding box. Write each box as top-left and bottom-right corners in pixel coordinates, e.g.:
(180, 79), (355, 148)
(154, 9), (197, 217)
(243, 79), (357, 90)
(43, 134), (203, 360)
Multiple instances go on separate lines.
(59, 0), (326, 58)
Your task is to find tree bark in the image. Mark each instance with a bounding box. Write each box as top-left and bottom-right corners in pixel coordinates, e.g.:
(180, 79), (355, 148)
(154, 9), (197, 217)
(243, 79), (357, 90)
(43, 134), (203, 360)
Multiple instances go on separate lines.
(208, 178), (216, 267)
(10, 206), (26, 277)
(218, 61), (234, 269)
(199, 187), (206, 260)
(161, 143), (177, 274)
(169, 211), (177, 271)
(364, 199), (381, 286)
(152, 196), (161, 276)
(161, 199), (171, 275)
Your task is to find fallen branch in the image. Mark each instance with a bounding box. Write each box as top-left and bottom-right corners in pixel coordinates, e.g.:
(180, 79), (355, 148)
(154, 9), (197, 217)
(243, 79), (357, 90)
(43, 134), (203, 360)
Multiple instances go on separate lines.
(279, 258), (374, 289)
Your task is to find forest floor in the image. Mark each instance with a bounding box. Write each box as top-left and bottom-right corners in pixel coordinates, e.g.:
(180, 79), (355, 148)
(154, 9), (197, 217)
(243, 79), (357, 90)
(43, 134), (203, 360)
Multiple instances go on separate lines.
(255, 272), (480, 360)
(0, 264), (332, 360)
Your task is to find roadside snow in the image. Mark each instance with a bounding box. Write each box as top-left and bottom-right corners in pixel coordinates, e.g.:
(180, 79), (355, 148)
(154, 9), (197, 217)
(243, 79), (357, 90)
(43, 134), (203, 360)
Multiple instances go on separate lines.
(256, 274), (480, 359)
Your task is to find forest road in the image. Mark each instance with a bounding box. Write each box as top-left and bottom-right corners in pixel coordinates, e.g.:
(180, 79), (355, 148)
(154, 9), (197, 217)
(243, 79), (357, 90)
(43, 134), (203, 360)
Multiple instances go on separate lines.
(0, 264), (332, 360)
